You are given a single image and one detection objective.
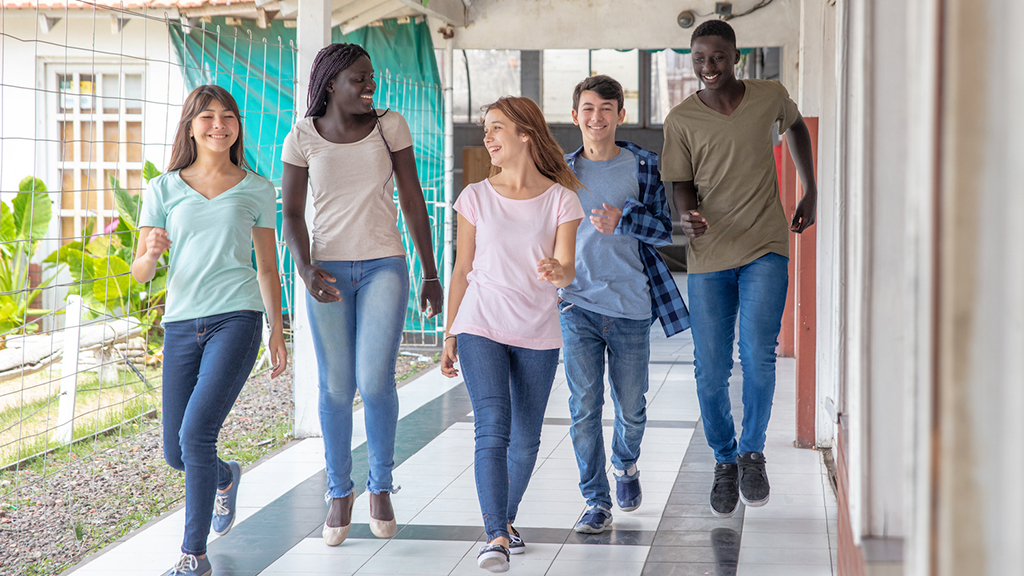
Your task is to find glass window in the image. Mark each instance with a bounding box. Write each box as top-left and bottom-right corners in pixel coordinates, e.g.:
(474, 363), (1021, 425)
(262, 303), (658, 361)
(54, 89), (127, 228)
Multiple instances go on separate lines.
(650, 50), (700, 124)
(437, 49), (521, 123)
(589, 49), (639, 124)
(541, 49), (589, 124)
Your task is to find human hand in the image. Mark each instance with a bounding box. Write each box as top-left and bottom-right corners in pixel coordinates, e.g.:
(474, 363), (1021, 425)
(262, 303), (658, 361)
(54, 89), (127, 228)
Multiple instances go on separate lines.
(268, 330), (288, 378)
(301, 265), (342, 303)
(590, 203), (623, 234)
(536, 258), (565, 285)
(440, 337), (459, 378)
(790, 194), (816, 233)
(420, 279), (444, 318)
(145, 228), (171, 260)
(680, 210), (708, 238)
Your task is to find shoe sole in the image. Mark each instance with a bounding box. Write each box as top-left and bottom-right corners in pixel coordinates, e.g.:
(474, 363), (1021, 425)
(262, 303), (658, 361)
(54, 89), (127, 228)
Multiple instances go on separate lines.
(509, 545), (525, 555)
(739, 493), (769, 507)
(574, 522), (612, 534)
(618, 495), (642, 512)
(709, 505), (737, 518)
(478, 553), (509, 572)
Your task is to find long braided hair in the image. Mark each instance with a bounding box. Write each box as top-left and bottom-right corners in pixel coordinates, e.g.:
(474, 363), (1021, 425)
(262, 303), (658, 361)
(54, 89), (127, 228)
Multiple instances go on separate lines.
(306, 43), (396, 195)
(484, 97), (582, 191)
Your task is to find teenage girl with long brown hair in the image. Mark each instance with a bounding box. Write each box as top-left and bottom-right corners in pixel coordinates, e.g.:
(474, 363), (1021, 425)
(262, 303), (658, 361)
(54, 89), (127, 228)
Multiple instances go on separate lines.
(440, 96), (583, 572)
(132, 84), (287, 576)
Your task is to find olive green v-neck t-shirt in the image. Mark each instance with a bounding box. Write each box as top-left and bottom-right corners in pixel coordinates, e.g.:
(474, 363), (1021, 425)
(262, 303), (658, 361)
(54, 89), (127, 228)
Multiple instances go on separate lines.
(661, 79), (800, 274)
(140, 170), (277, 322)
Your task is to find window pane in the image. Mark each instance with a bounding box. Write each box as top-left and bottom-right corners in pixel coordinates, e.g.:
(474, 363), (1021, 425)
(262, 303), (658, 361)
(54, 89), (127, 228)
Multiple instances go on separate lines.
(589, 50), (639, 124)
(541, 49), (589, 124)
(79, 75), (96, 110)
(103, 74), (120, 113)
(125, 74), (143, 114)
(650, 51), (701, 124)
(464, 50), (521, 122)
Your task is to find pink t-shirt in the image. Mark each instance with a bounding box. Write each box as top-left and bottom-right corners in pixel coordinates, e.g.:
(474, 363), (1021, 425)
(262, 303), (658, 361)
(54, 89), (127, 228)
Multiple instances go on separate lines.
(450, 179), (584, 350)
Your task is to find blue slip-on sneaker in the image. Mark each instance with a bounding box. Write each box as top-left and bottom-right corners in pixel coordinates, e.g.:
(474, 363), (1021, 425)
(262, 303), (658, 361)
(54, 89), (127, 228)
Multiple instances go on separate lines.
(508, 524), (525, 555)
(477, 543), (510, 572)
(574, 505), (613, 534)
(211, 460), (241, 536)
(614, 465), (642, 512)
(164, 553), (212, 576)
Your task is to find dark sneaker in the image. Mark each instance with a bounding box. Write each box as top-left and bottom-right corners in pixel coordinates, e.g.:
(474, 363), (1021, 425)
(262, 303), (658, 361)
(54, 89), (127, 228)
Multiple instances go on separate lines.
(477, 543), (510, 572)
(574, 505), (613, 534)
(614, 465), (642, 512)
(710, 462), (739, 517)
(211, 460), (241, 535)
(164, 553), (212, 576)
(508, 524), (525, 555)
(737, 452), (770, 507)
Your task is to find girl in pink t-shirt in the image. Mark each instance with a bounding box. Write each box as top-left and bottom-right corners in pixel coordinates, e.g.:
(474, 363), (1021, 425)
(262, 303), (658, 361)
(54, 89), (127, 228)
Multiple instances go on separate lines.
(441, 97), (583, 572)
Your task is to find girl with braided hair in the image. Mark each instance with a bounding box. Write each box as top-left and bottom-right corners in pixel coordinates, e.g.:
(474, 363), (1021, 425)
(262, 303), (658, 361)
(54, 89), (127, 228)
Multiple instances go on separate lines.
(281, 43), (443, 547)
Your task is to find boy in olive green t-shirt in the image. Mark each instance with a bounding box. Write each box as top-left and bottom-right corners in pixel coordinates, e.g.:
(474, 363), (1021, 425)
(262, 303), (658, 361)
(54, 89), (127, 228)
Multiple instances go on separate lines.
(660, 20), (817, 518)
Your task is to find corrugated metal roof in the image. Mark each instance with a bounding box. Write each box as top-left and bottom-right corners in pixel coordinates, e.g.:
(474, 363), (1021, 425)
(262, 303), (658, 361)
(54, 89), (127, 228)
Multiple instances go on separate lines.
(3, 0), (237, 9)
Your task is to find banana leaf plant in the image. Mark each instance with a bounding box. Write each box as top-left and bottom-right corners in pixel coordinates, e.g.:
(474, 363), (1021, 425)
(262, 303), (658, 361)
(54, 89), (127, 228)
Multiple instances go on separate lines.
(44, 161), (167, 330)
(0, 176), (55, 339)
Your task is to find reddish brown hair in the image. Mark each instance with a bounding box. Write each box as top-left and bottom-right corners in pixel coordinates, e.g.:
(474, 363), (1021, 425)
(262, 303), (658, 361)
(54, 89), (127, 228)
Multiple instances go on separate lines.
(484, 97), (582, 191)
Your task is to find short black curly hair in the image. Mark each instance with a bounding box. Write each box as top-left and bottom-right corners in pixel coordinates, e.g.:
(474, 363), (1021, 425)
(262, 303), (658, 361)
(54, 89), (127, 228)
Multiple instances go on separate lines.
(691, 20), (737, 48)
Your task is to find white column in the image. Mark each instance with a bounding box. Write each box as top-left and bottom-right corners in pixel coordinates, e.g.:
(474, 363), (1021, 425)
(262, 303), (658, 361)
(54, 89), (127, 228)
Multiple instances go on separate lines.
(442, 33), (455, 323)
(292, 0), (330, 438)
(53, 295), (83, 444)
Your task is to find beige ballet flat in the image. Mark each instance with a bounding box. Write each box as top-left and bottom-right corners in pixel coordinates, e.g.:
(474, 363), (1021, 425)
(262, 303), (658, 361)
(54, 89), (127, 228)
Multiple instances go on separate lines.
(369, 491), (397, 538)
(323, 493), (354, 546)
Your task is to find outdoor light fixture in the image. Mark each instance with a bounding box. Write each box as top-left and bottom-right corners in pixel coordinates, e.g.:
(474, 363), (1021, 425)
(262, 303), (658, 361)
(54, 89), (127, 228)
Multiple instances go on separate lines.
(677, 9), (695, 28)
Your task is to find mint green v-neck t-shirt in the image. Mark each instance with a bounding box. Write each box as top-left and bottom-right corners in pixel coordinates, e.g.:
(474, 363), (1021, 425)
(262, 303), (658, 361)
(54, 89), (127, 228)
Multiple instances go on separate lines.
(140, 170), (277, 323)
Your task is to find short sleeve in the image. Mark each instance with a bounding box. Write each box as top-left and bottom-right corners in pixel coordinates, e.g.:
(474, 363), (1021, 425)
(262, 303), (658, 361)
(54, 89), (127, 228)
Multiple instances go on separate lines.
(383, 111), (414, 152)
(660, 111), (693, 182)
(139, 176), (167, 229)
(254, 179), (277, 229)
(453, 184), (479, 226)
(556, 187), (584, 225)
(774, 82), (801, 134)
(281, 124), (307, 168)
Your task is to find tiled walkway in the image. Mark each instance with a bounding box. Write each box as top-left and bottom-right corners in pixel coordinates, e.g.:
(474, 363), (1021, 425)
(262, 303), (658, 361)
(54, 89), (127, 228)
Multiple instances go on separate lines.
(67, 287), (838, 576)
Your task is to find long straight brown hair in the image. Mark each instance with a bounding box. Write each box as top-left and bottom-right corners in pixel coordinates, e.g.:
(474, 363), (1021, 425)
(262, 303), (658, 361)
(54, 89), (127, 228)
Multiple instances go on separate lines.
(484, 97), (582, 191)
(167, 85), (251, 173)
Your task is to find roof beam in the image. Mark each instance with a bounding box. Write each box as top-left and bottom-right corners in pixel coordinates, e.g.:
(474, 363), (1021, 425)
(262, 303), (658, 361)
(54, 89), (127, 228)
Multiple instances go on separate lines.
(391, 0), (464, 25)
(333, 0), (399, 30)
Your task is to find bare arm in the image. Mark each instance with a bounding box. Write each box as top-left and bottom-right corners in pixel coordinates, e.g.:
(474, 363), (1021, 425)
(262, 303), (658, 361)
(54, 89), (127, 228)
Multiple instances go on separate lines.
(785, 114), (818, 233)
(253, 226), (287, 378)
(393, 146), (443, 318)
(536, 219), (582, 289)
(280, 161), (340, 302)
(671, 181), (708, 238)
(131, 226), (169, 282)
(440, 213), (475, 379)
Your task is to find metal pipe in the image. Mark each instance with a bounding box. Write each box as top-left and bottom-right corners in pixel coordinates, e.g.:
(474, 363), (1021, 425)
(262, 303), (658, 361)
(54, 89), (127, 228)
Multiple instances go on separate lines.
(442, 32), (455, 335)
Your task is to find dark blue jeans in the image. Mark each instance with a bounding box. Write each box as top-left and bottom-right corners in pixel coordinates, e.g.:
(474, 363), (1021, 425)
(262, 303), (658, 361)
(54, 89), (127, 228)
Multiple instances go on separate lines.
(687, 252), (789, 463)
(457, 333), (559, 542)
(162, 310), (263, 556)
(559, 302), (651, 510)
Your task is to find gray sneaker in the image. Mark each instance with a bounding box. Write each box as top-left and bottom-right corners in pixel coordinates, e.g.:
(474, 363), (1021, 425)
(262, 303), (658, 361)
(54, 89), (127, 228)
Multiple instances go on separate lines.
(164, 553), (211, 576)
(574, 505), (613, 534)
(737, 452), (770, 507)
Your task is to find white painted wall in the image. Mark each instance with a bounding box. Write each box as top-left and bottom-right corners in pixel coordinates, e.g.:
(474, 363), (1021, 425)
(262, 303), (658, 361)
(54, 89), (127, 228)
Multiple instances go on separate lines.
(431, 0), (802, 87)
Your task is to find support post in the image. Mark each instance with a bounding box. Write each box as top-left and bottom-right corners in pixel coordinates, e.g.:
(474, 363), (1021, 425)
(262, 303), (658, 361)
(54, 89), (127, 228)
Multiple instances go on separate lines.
(442, 32), (455, 326)
(292, 0), (330, 438)
(795, 118), (819, 449)
(54, 295), (82, 444)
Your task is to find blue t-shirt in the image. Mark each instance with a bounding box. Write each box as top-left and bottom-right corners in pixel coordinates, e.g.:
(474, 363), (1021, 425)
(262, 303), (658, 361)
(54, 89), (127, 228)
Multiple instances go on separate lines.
(560, 149), (651, 320)
(139, 170), (277, 323)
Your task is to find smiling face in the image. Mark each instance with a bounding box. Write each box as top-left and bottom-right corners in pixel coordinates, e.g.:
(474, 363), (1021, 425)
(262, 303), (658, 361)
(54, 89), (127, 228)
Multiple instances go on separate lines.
(690, 35), (741, 90)
(483, 108), (530, 168)
(572, 90), (625, 145)
(188, 99), (239, 154)
(326, 55), (376, 115)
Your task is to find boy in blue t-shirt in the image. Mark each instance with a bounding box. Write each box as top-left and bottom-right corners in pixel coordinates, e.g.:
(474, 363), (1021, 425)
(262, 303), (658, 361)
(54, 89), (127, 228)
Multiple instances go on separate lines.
(560, 75), (689, 534)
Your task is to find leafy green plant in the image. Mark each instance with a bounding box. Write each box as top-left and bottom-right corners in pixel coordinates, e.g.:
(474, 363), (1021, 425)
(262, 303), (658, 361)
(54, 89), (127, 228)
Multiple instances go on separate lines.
(0, 177), (55, 338)
(45, 161), (166, 327)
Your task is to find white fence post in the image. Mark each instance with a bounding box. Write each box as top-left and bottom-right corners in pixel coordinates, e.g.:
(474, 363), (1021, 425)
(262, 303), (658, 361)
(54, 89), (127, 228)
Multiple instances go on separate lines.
(54, 295), (83, 444)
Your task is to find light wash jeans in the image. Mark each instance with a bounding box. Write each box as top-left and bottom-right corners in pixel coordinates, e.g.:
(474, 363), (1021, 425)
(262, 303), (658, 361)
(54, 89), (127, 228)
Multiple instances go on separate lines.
(307, 257), (409, 497)
(162, 310), (263, 555)
(457, 333), (559, 542)
(687, 252), (789, 463)
(559, 301), (651, 510)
